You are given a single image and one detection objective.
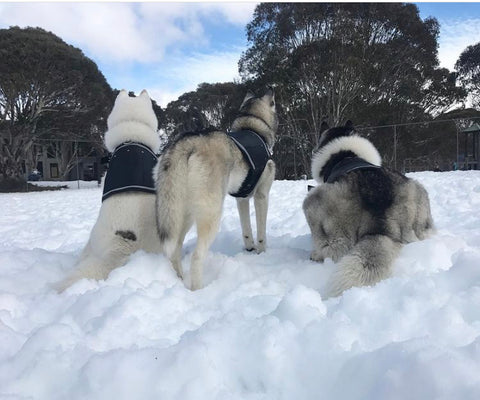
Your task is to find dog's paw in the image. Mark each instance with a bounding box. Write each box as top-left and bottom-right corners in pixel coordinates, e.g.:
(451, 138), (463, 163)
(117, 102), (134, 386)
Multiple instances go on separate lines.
(310, 250), (325, 262)
(256, 241), (266, 254)
(243, 235), (256, 252)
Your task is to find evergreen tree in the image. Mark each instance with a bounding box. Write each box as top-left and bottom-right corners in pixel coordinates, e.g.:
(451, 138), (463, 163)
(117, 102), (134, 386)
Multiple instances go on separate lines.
(0, 26), (113, 186)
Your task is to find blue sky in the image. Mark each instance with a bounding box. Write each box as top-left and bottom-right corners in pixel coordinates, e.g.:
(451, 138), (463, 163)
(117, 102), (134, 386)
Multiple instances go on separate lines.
(0, 2), (479, 107)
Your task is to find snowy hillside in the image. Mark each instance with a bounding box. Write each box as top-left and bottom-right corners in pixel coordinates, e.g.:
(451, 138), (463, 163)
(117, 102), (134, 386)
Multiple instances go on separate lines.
(1, 171), (480, 399)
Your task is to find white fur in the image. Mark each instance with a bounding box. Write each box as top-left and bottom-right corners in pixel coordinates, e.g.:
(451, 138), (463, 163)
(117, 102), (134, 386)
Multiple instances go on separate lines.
(56, 89), (162, 292)
(311, 135), (382, 183)
(105, 90), (160, 153)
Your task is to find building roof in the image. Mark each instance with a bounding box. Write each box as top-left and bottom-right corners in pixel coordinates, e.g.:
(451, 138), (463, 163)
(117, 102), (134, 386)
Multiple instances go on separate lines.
(461, 123), (480, 134)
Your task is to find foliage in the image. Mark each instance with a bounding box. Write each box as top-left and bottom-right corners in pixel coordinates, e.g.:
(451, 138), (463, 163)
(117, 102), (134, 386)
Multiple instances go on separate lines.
(239, 3), (466, 178)
(455, 42), (480, 108)
(0, 26), (113, 182)
(162, 82), (246, 136)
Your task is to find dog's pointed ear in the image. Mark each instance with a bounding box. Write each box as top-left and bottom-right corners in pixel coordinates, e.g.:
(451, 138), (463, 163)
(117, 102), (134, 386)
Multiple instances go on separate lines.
(140, 89), (150, 99)
(265, 85), (275, 99)
(241, 90), (255, 106)
(320, 121), (330, 133)
(345, 120), (354, 130)
(118, 89), (128, 98)
(244, 90), (255, 101)
(264, 85), (275, 107)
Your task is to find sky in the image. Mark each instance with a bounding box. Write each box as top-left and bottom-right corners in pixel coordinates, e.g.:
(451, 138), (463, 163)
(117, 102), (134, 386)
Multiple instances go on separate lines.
(0, 1), (479, 108)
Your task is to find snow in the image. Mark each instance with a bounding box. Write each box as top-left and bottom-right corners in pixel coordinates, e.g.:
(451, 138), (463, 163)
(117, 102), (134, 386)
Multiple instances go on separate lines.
(1, 171), (480, 399)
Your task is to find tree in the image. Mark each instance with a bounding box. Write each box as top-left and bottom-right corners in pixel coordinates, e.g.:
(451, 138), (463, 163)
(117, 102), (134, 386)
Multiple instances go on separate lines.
(456, 42), (480, 108)
(163, 82), (245, 137)
(239, 3), (465, 178)
(0, 26), (113, 185)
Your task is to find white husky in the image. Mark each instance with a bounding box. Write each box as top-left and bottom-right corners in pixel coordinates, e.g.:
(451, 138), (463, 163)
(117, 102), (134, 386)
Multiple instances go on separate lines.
(57, 90), (162, 291)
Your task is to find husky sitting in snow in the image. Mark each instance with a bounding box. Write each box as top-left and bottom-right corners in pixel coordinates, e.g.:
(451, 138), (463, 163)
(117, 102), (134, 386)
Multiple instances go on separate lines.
(303, 121), (434, 298)
(57, 90), (162, 291)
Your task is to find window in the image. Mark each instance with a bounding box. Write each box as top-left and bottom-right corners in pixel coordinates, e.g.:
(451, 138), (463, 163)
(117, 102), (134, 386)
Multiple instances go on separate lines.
(50, 163), (59, 178)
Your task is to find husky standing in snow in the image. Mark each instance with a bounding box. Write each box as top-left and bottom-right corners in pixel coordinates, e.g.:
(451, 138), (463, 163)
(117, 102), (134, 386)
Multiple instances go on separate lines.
(303, 121), (434, 297)
(57, 90), (162, 291)
(154, 87), (278, 290)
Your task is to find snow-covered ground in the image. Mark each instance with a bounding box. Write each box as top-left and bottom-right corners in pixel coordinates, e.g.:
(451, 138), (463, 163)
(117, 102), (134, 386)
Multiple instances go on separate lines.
(1, 171), (480, 399)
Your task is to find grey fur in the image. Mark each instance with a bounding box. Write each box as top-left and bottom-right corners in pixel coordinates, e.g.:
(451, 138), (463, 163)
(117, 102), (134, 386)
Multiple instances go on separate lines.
(155, 88), (278, 290)
(303, 122), (434, 298)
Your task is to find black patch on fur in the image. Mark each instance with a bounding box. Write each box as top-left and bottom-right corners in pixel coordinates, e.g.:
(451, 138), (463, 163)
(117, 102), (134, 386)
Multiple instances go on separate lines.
(356, 168), (394, 220)
(320, 151), (356, 181)
(115, 230), (137, 241)
(317, 126), (354, 149)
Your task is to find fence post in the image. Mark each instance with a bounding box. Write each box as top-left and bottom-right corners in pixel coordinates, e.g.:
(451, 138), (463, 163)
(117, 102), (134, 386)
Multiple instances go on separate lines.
(393, 125), (397, 170)
(456, 124), (459, 170)
(76, 140), (80, 189)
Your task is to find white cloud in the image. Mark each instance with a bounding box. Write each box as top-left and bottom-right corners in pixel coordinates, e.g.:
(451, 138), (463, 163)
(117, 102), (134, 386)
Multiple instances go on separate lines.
(0, 2), (255, 64)
(0, 2), (256, 107)
(437, 18), (480, 70)
(197, 3), (257, 25)
(144, 48), (246, 107)
(0, 3), (153, 62)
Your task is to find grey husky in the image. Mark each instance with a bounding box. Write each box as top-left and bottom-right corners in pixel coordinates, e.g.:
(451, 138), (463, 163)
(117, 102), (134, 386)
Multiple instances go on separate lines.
(303, 121), (433, 297)
(154, 88), (278, 290)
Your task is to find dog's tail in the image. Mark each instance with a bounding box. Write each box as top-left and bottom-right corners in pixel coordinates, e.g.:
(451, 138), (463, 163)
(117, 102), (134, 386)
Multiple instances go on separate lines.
(326, 235), (402, 298)
(154, 145), (189, 255)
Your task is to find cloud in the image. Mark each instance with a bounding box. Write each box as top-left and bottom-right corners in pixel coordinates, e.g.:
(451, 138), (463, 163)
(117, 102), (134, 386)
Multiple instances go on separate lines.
(437, 18), (480, 70)
(0, 2), (256, 64)
(144, 48), (246, 107)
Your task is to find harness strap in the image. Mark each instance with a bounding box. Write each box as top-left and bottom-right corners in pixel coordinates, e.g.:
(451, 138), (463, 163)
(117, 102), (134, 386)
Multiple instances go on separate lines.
(227, 130), (271, 198)
(102, 142), (158, 202)
(325, 156), (381, 183)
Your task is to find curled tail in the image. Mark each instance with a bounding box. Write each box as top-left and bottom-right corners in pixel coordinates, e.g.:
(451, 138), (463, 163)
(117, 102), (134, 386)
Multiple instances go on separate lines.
(154, 147), (189, 256)
(326, 235), (402, 298)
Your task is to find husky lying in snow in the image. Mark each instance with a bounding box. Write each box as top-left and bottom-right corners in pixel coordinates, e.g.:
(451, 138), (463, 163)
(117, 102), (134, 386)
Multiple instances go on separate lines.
(57, 90), (162, 291)
(154, 87), (278, 290)
(303, 121), (434, 297)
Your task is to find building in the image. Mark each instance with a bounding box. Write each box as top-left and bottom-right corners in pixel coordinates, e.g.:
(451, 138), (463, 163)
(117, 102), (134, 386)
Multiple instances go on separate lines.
(461, 123), (480, 170)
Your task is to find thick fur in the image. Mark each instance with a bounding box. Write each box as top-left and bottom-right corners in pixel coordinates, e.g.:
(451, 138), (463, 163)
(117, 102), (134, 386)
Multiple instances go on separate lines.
(155, 88), (278, 290)
(57, 90), (162, 291)
(303, 122), (434, 298)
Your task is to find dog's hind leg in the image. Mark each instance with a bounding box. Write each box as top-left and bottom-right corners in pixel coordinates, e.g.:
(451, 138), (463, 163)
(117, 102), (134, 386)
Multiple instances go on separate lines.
(236, 197), (256, 251)
(190, 200), (222, 291)
(253, 160), (275, 253)
(167, 218), (192, 280)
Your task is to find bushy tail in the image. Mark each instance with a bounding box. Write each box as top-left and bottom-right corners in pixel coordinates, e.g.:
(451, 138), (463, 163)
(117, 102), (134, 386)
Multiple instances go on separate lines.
(326, 235), (402, 298)
(155, 146), (189, 256)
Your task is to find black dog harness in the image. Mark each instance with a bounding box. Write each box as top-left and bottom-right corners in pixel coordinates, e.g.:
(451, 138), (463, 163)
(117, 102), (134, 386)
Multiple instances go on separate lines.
(102, 142), (158, 202)
(227, 130), (271, 198)
(325, 156), (381, 183)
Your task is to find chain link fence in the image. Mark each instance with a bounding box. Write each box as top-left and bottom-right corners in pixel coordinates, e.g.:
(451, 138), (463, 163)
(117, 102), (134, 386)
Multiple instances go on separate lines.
(357, 117), (480, 173)
(24, 116), (480, 190)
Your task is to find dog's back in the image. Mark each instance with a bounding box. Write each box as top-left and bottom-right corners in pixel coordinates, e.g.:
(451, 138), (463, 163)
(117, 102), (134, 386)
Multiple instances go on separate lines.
(154, 88), (278, 290)
(303, 121), (433, 297)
